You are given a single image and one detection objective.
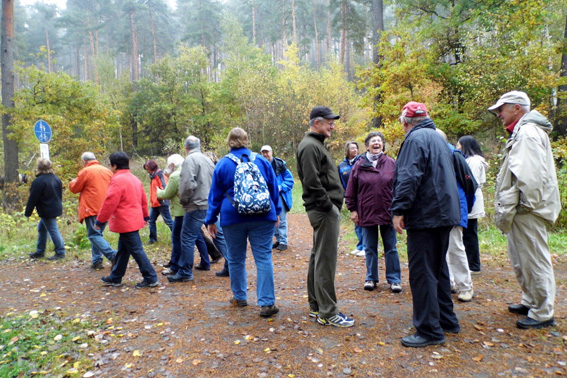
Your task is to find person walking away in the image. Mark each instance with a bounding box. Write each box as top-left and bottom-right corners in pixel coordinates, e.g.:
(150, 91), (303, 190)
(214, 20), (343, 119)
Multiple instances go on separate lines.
(26, 158), (66, 261)
(456, 136), (488, 274)
(436, 129), (474, 303)
(205, 128), (281, 317)
(69, 152), (116, 270)
(391, 102), (460, 347)
(261, 145), (294, 252)
(96, 152), (158, 288)
(168, 136), (214, 283)
(297, 106), (355, 327)
(338, 141), (365, 257)
(489, 91), (561, 329)
(345, 132), (402, 293)
(143, 159), (174, 244)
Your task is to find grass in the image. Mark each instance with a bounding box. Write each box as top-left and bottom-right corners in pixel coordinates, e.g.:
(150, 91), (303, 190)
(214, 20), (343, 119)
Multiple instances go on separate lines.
(0, 308), (105, 377)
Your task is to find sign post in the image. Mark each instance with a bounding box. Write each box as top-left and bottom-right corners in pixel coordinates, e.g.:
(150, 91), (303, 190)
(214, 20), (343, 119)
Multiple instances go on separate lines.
(34, 120), (52, 160)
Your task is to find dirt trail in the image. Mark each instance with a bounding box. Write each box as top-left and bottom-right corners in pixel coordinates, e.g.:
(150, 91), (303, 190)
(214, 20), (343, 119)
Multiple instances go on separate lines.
(1, 213), (566, 377)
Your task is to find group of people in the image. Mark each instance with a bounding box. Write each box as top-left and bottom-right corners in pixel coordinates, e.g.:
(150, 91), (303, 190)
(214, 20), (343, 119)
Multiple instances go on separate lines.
(24, 92), (560, 346)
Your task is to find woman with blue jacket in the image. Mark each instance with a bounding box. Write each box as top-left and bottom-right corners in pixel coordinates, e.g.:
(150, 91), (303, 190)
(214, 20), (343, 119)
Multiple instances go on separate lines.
(205, 127), (282, 318)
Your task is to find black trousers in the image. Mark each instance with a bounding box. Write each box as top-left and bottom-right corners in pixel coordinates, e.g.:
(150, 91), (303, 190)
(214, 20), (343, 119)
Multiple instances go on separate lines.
(407, 226), (459, 340)
(463, 218), (481, 272)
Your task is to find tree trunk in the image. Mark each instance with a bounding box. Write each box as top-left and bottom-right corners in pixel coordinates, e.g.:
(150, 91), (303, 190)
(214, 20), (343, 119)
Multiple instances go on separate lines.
(44, 26), (52, 73)
(371, 0), (384, 128)
(326, 2), (331, 55)
(252, 0), (256, 46)
(291, 0), (297, 45)
(281, 0), (287, 56)
(149, 8), (157, 64)
(88, 30), (98, 83)
(340, 0), (346, 65)
(556, 14), (567, 137)
(130, 10), (139, 84)
(2, 0), (19, 209)
(313, 0), (320, 68)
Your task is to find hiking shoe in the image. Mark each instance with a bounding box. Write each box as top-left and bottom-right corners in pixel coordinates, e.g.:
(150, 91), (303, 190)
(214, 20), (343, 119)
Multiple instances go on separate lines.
(135, 280), (159, 289)
(91, 262), (104, 270)
(517, 317), (555, 329)
(229, 297), (248, 307)
(355, 250), (366, 257)
(317, 312), (355, 327)
(458, 290), (474, 302)
(47, 254), (65, 261)
(390, 283), (402, 293)
(260, 305), (279, 317)
(161, 268), (176, 276)
(110, 255), (117, 269)
(195, 264), (210, 271)
(163, 261), (172, 268)
(364, 280), (376, 291)
(272, 242), (280, 250)
(100, 276), (122, 287)
(167, 273), (193, 282)
(470, 270), (481, 275)
(29, 251), (45, 259)
(276, 244), (288, 251)
(450, 284), (458, 294)
(215, 268), (229, 277)
(309, 310), (319, 318)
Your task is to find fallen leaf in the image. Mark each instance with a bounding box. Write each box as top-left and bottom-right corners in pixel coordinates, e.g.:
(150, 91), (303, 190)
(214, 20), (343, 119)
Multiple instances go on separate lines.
(176, 358), (184, 363)
(472, 355), (483, 362)
(192, 359), (201, 366)
(132, 350), (142, 357)
(354, 348), (363, 353)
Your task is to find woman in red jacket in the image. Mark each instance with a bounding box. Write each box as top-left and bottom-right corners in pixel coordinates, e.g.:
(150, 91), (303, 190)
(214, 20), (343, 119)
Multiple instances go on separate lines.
(144, 160), (173, 244)
(97, 152), (158, 288)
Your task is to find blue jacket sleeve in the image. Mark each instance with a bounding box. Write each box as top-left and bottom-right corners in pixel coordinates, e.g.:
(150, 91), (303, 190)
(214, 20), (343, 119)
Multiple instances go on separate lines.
(279, 168), (294, 193)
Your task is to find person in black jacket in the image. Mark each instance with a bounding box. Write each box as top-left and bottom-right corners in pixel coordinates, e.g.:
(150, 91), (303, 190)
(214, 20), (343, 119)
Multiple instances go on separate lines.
(26, 158), (66, 260)
(390, 102), (461, 348)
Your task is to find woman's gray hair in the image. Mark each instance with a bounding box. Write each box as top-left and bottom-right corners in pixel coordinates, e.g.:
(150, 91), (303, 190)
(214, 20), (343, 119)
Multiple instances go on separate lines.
(184, 136), (200, 150)
(36, 158), (54, 174)
(166, 154), (185, 169)
(81, 152), (96, 161)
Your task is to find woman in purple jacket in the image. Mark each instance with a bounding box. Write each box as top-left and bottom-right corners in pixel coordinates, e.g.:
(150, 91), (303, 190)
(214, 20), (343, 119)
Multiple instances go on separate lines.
(345, 132), (402, 293)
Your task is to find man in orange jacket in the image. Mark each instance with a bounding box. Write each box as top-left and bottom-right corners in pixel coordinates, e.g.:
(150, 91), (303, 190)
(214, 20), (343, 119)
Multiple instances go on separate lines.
(69, 152), (117, 270)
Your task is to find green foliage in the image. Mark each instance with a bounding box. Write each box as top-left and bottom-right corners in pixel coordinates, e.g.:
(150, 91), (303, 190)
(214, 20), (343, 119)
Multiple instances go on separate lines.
(0, 309), (104, 376)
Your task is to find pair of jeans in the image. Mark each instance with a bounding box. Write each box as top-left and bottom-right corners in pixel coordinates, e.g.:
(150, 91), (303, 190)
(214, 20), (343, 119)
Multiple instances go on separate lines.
(361, 224), (401, 284)
(84, 216), (116, 264)
(463, 218), (481, 272)
(149, 205), (174, 243)
(274, 195), (289, 245)
(355, 224), (365, 251)
(108, 231), (157, 284)
(178, 210), (207, 278)
(35, 217), (65, 256)
(213, 220), (229, 271)
(407, 226), (459, 341)
(223, 220), (275, 306)
(169, 216), (184, 272)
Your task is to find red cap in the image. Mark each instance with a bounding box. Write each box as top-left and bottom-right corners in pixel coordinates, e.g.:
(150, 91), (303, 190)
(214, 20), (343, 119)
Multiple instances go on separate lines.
(402, 102), (428, 117)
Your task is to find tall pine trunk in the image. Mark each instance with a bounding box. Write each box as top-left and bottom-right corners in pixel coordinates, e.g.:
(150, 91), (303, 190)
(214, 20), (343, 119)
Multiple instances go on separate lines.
(556, 14), (567, 137)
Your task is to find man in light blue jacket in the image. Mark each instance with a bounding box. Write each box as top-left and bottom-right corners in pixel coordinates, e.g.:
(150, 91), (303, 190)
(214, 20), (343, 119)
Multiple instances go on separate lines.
(261, 145), (294, 251)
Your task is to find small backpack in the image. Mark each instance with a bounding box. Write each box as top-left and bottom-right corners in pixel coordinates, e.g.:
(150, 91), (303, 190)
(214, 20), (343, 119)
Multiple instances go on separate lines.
(225, 152), (272, 215)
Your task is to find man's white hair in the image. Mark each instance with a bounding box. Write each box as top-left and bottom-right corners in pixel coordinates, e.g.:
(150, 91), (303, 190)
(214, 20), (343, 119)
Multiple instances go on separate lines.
(81, 152), (96, 161)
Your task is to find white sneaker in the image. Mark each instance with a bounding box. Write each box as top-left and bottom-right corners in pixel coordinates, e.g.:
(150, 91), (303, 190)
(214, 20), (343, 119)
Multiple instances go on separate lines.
(390, 283), (402, 293)
(458, 290), (474, 302)
(355, 250), (366, 257)
(350, 249), (360, 255)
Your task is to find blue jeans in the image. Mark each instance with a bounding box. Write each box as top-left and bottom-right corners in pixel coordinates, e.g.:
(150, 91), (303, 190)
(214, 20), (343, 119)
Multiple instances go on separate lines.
(195, 233), (210, 268)
(84, 216), (116, 264)
(108, 231), (157, 284)
(213, 220), (229, 271)
(362, 224), (401, 284)
(170, 216), (184, 272)
(355, 224), (365, 251)
(149, 205), (174, 243)
(178, 210), (207, 277)
(36, 217), (65, 256)
(274, 195), (289, 245)
(223, 221), (276, 306)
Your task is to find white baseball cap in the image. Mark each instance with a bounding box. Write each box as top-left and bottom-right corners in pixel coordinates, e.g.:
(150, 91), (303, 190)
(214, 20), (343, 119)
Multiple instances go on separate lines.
(488, 91), (531, 112)
(260, 145), (272, 152)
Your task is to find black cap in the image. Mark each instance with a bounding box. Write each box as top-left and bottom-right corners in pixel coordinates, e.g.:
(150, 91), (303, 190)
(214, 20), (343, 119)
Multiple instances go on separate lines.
(310, 106), (340, 120)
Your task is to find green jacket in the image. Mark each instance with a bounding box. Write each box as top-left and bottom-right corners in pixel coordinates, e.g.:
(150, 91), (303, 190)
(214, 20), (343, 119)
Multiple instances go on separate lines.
(157, 167), (184, 217)
(297, 132), (344, 212)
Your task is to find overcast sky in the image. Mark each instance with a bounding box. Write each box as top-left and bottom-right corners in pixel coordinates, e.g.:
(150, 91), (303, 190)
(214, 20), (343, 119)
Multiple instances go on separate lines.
(19, 0), (177, 11)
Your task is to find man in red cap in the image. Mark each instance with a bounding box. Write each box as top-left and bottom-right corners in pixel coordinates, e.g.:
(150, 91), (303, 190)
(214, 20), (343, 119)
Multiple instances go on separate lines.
(390, 102), (461, 347)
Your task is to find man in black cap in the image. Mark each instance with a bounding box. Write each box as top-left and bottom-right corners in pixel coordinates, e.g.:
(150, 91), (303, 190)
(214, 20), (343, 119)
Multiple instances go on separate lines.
(296, 106), (355, 327)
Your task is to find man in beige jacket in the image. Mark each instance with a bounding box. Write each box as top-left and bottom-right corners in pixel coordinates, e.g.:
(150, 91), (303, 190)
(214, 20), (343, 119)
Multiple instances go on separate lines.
(490, 91), (561, 329)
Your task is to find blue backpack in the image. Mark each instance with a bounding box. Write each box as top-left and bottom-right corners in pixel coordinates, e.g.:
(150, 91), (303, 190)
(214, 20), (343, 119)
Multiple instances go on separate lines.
(225, 153), (272, 215)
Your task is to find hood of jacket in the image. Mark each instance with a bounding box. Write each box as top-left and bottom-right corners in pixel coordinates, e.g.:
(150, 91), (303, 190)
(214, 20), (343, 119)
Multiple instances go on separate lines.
(517, 110), (552, 135)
